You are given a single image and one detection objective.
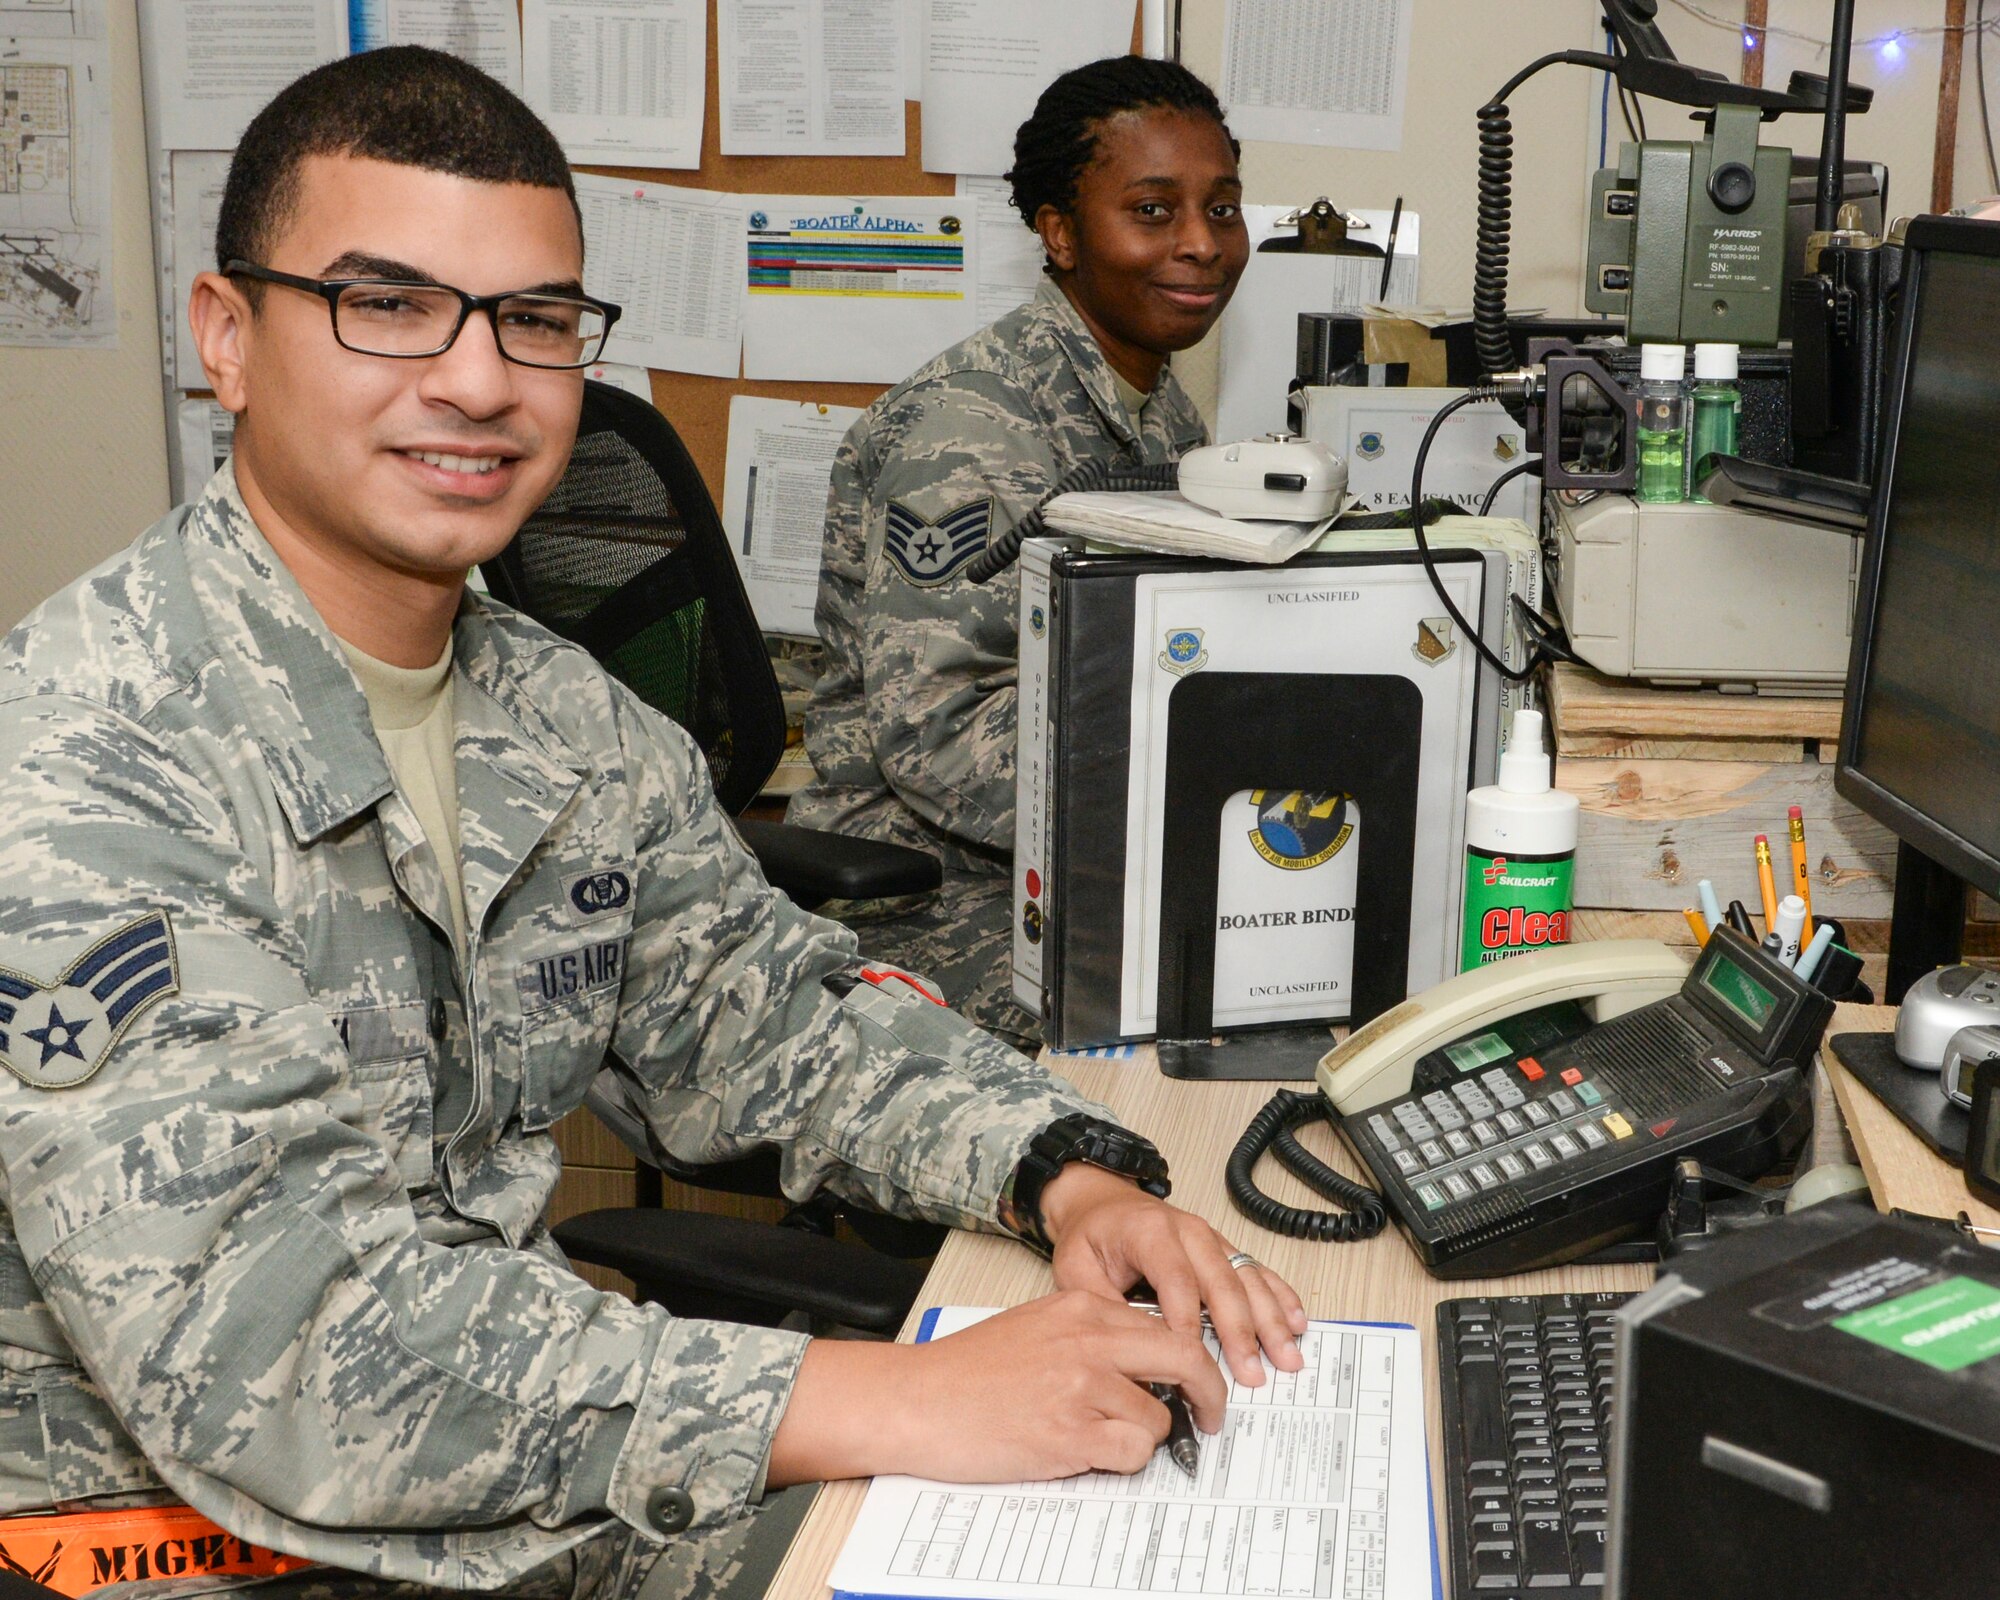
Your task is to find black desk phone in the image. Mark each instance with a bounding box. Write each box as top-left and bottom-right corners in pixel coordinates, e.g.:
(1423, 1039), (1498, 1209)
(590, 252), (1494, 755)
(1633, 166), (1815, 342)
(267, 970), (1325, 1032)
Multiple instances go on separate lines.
(1228, 931), (1832, 1278)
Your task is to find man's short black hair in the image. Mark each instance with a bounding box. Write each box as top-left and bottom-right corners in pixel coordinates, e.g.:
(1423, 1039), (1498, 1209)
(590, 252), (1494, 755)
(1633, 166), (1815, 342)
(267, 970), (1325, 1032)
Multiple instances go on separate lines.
(215, 45), (580, 283)
(1005, 56), (1239, 230)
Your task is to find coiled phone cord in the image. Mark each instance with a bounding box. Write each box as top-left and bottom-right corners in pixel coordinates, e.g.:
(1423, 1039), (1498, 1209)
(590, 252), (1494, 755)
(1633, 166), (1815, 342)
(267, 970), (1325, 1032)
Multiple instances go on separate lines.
(964, 459), (1182, 584)
(1226, 1090), (1388, 1243)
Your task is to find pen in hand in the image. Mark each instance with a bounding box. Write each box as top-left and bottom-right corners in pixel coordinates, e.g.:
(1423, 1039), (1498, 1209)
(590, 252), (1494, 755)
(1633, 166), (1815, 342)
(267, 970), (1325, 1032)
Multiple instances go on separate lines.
(1149, 1382), (1200, 1478)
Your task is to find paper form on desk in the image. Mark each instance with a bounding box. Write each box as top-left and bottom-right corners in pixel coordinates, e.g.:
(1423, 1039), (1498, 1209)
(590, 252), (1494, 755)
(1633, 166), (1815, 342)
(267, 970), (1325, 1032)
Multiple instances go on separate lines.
(720, 397), (858, 636)
(521, 0), (704, 169)
(718, 0), (904, 157)
(920, 0), (1136, 177)
(574, 175), (744, 377)
(741, 194), (981, 383)
(348, 0), (521, 91)
(831, 1308), (1436, 1600)
(139, 0), (347, 150)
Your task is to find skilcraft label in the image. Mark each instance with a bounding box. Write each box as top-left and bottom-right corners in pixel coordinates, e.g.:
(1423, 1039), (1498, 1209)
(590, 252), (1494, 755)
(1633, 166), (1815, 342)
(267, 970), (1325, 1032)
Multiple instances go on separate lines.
(1834, 1275), (2000, 1372)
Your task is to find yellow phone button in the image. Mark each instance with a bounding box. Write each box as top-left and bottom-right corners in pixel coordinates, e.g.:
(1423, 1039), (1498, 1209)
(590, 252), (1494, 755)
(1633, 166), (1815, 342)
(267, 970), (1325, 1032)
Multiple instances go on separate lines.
(1603, 1112), (1635, 1140)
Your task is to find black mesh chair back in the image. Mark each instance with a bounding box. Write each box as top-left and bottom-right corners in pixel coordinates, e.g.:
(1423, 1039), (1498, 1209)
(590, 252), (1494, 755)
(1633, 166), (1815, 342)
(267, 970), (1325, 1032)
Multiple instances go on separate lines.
(482, 381), (785, 815)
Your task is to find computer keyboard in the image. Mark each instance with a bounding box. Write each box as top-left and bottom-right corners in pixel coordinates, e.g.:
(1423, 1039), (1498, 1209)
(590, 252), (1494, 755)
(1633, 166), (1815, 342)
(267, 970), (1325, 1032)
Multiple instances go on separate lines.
(1436, 1290), (1634, 1595)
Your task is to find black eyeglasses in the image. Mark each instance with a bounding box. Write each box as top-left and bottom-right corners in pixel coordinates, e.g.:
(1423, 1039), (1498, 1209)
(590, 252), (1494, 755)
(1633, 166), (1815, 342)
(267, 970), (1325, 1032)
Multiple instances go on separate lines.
(224, 260), (623, 369)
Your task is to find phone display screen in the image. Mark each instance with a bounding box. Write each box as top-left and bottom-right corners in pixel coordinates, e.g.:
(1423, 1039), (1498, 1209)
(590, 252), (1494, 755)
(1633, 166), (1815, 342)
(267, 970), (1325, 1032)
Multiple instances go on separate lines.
(1699, 949), (1780, 1035)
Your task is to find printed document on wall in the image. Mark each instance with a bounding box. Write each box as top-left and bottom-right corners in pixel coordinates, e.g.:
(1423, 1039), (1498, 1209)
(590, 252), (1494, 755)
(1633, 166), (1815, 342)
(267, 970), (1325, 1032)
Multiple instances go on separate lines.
(522, 0), (704, 169)
(718, 0), (903, 157)
(922, 0), (1135, 176)
(720, 397), (860, 636)
(574, 174), (744, 377)
(0, 1), (104, 37)
(830, 1308), (1436, 1600)
(954, 175), (1040, 324)
(349, 0), (521, 91)
(742, 194), (981, 383)
(173, 397), (237, 503)
(0, 32), (114, 346)
(1221, 0), (1412, 151)
(165, 150), (229, 387)
(139, 0), (347, 150)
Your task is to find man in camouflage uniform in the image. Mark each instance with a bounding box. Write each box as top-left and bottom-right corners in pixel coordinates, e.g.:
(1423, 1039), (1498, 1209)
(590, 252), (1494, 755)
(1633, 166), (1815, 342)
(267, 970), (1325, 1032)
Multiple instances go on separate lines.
(0, 46), (1301, 1600)
(788, 279), (1206, 1049)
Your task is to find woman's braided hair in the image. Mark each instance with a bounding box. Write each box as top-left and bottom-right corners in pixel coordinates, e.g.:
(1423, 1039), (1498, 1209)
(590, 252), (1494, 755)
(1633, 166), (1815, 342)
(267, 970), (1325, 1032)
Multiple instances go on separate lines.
(1004, 56), (1238, 239)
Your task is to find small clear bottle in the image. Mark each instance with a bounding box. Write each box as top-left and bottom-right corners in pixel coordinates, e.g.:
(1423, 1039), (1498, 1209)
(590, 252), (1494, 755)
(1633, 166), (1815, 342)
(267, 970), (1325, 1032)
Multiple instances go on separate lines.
(1688, 342), (1741, 502)
(1635, 343), (1688, 504)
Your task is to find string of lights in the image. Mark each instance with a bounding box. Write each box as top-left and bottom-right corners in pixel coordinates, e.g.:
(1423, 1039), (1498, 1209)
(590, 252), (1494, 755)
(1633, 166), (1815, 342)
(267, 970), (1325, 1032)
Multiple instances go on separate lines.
(1662, 0), (1999, 63)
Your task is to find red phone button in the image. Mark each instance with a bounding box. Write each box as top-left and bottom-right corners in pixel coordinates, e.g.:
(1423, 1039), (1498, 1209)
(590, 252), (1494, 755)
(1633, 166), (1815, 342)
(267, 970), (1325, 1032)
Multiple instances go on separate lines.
(1561, 1067), (1584, 1086)
(1518, 1058), (1545, 1082)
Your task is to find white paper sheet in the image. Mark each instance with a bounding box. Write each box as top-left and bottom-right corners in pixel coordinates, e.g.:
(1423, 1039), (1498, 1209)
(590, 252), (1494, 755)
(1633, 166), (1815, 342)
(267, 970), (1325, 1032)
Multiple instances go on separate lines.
(583, 360), (655, 400)
(720, 397), (858, 636)
(164, 150), (229, 388)
(1214, 204), (1419, 442)
(140, 0), (347, 151)
(742, 193), (980, 383)
(831, 1309), (1434, 1600)
(173, 396), (237, 502)
(0, 0), (104, 37)
(953, 174), (1041, 324)
(718, 0), (903, 157)
(1220, 0), (1413, 152)
(921, 0), (1135, 177)
(900, 0), (922, 97)
(521, 0), (704, 169)
(573, 174), (744, 378)
(349, 0), (521, 91)
(0, 32), (115, 347)
(1118, 561), (1482, 1034)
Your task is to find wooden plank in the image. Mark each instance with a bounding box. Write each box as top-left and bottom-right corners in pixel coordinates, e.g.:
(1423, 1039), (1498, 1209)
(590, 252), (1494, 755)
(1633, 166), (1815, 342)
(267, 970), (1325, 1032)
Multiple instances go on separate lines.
(1545, 663), (1842, 747)
(546, 1165), (639, 1298)
(554, 1105), (637, 1170)
(1556, 734), (1809, 762)
(1559, 756), (1896, 917)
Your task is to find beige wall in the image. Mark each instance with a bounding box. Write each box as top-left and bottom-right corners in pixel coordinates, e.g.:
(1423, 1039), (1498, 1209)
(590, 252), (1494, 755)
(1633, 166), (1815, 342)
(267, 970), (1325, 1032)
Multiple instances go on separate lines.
(0, 0), (168, 631)
(1176, 0), (1992, 420)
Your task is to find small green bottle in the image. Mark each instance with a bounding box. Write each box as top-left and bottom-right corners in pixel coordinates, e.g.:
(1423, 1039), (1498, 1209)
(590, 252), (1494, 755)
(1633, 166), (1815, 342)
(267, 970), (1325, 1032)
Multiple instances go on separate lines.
(1635, 343), (1687, 504)
(1688, 342), (1741, 502)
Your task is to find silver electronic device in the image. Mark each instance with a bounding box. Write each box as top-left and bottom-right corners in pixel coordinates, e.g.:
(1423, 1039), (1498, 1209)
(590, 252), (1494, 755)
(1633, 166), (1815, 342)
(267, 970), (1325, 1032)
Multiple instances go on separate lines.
(1939, 1023), (2000, 1109)
(1546, 495), (1861, 693)
(1898, 963), (2000, 1070)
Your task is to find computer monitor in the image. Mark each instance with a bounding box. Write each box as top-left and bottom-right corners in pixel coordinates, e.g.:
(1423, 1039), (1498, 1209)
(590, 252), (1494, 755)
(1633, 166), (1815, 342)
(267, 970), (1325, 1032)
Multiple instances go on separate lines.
(1836, 215), (2000, 998)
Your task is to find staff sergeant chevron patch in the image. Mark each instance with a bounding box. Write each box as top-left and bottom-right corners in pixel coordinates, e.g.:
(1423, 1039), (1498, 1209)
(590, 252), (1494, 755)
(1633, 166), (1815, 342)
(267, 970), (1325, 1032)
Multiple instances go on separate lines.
(883, 496), (993, 586)
(0, 912), (179, 1089)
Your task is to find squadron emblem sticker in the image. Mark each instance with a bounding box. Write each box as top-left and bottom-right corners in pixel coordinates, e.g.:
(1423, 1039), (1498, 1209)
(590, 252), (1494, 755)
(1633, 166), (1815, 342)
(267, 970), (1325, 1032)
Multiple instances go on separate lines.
(1413, 616), (1457, 664)
(0, 912), (180, 1089)
(1248, 790), (1354, 871)
(1159, 628), (1208, 677)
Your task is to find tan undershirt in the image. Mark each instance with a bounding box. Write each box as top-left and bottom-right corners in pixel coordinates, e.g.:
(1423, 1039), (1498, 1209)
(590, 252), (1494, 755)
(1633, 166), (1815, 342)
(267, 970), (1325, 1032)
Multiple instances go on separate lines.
(339, 637), (468, 951)
(1112, 369), (1153, 424)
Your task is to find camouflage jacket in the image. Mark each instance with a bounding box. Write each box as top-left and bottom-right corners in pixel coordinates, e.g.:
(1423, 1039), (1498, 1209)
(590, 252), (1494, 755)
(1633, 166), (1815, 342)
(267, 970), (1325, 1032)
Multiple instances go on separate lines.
(0, 465), (1109, 1589)
(789, 279), (1206, 876)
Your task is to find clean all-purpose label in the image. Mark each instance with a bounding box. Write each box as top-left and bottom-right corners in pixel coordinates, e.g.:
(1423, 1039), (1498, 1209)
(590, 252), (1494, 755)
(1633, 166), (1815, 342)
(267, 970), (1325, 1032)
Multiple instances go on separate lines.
(1834, 1275), (2000, 1372)
(1461, 848), (1574, 969)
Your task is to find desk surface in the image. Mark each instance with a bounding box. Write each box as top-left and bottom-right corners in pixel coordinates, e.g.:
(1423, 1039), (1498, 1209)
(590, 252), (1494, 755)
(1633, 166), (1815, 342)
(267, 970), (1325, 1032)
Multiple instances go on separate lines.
(767, 1049), (1655, 1600)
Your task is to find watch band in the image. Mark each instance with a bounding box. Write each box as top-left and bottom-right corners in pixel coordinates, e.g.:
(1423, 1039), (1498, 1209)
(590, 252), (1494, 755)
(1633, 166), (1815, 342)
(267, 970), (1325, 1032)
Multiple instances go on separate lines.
(1006, 1113), (1171, 1254)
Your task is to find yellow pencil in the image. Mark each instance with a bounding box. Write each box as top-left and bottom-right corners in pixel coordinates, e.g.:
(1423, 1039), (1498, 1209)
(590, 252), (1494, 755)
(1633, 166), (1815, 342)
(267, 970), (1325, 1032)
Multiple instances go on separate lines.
(1683, 907), (1711, 945)
(1754, 834), (1780, 932)
(1788, 805), (1814, 944)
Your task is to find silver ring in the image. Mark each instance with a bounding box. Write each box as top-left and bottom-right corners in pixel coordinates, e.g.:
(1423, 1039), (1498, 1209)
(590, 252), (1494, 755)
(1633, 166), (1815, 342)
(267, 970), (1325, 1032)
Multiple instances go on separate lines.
(1226, 1251), (1260, 1271)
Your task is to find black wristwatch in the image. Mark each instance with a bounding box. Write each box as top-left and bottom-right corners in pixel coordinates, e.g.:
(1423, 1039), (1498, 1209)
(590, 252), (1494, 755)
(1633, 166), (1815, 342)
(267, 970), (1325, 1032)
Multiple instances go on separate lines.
(1008, 1114), (1171, 1254)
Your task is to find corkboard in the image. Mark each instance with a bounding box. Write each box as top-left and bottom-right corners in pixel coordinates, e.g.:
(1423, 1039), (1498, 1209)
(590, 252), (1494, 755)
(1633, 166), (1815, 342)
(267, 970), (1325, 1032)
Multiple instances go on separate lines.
(579, 1), (1142, 508)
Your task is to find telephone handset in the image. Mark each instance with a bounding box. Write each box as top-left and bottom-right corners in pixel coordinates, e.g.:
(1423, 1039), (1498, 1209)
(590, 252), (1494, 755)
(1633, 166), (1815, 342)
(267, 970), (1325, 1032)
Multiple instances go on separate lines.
(1316, 940), (1691, 1115)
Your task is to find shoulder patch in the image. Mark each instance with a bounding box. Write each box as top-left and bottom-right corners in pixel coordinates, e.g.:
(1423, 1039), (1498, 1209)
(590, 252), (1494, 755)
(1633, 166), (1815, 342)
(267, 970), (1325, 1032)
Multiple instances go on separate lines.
(884, 497), (993, 587)
(0, 913), (180, 1090)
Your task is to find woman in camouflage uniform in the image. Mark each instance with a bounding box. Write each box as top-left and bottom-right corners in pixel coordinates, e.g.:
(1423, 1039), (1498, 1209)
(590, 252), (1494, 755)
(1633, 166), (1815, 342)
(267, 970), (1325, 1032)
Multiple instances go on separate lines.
(791, 58), (1251, 1050)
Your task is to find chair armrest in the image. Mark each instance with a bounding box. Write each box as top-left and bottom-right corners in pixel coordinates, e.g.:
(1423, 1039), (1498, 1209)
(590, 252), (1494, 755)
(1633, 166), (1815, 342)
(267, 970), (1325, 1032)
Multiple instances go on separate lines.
(553, 1208), (929, 1335)
(734, 818), (942, 907)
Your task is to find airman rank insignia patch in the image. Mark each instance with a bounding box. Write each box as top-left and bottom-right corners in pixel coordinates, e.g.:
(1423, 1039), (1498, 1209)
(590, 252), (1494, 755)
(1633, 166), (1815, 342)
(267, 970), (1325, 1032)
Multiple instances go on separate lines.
(884, 497), (992, 586)
(0, 912), (180, 1090)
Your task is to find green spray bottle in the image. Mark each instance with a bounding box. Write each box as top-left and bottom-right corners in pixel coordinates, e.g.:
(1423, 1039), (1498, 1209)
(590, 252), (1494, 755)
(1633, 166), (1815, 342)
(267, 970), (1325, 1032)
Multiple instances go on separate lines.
(1460, 708), (1579, 971)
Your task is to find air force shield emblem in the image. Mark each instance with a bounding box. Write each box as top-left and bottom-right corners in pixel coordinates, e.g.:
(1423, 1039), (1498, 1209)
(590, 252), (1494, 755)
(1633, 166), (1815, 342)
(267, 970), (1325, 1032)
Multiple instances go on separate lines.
(884, 498), (992, 586)
(0, 912), (179, 1089)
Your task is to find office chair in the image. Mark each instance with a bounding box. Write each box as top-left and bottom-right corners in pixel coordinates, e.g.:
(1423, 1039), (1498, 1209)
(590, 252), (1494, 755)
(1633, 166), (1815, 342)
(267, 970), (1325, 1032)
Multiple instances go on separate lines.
(481, 381), (945, 1334)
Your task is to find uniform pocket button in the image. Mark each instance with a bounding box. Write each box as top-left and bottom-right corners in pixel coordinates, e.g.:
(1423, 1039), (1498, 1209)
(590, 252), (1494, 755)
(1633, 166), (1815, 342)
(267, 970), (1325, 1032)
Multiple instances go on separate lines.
(647, 1485), (695, 1535)
(429, 996), (448, 1040)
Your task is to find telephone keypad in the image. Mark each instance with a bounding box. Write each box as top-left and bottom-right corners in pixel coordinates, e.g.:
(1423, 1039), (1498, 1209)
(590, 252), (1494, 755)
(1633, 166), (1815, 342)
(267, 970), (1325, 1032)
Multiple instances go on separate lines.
(1368, 1114), (1402, 1153)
